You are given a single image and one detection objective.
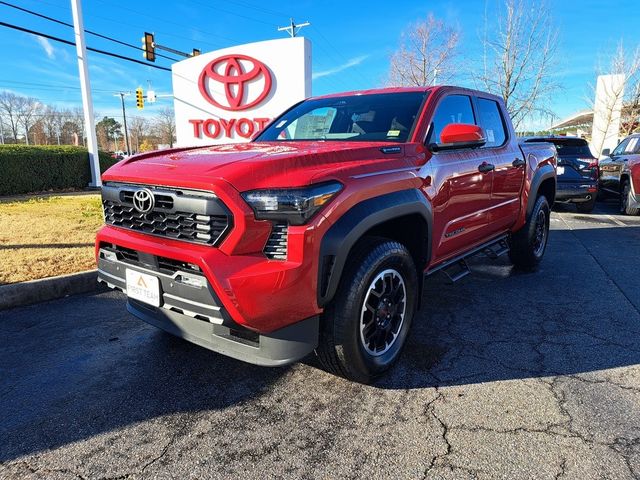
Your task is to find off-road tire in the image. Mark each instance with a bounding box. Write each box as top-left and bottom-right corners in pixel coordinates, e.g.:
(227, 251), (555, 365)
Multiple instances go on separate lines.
(621, 180), (640, 216)
(509, 195), (551, 271)
(575, 196), (596, 213)
(316, 237), (418, 384)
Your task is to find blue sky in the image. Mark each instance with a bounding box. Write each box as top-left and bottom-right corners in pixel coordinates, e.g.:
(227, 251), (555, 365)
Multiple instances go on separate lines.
(1, 0), (639, 128)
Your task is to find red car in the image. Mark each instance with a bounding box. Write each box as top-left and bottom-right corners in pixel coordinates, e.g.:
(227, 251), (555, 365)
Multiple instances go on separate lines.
(599, 133), (640, 215)
(96, 86), (556, 383)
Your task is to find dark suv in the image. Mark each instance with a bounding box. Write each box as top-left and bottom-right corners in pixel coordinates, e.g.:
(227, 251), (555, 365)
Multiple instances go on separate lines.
(599, 134), (640, 215)
(523, 136), (598, 213)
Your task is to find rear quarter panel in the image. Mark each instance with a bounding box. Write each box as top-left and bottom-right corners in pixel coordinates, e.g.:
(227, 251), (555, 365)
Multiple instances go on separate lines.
(515, 142), (557, 230)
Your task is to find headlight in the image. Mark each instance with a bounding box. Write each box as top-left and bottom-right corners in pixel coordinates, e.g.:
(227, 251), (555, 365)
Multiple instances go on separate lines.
(241, 182), (342, 225)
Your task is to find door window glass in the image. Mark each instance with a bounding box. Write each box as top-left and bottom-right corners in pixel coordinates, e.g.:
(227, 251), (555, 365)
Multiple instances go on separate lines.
(476, 98), (507, 147)
(429, 95), (475, 144)
(612, 138), (629, 156)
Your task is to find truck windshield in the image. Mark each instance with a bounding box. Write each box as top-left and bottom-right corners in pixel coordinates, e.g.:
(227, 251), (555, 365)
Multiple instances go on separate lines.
(255, 91), (428, 143)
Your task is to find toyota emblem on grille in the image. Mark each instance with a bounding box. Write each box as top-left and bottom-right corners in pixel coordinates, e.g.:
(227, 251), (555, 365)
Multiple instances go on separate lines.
(132, 188), (154, 213)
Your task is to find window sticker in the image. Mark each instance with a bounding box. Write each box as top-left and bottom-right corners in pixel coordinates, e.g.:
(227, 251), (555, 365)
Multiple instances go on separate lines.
(486, 129), (495, 143)
(387, 130), (401, 137)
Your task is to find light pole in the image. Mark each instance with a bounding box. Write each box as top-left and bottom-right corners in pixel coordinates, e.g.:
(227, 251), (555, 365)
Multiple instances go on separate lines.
(70, 0), (101, 187)
(115, 92), (131, 154)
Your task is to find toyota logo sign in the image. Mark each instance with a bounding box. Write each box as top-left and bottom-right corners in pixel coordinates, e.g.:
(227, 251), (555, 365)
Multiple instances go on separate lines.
(172, 38), (311, 145)
(132, 188), (155, 214)
(198, 54), (272, 111)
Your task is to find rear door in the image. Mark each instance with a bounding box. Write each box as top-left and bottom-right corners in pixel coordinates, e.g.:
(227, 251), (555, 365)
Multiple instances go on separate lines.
(474, 96), (525, 232)
(426, 93), (494, 261)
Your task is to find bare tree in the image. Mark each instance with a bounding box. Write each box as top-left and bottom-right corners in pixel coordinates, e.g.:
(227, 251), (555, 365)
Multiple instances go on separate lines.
(154, 108), (176, 148)
(129, 116), (149, 153)
(0, 91), (25, 143)
(476, 0), (558, 129)
(18, 97), (41, 145)
(388, 14), (460, 87)
(41, 105), (60, 145)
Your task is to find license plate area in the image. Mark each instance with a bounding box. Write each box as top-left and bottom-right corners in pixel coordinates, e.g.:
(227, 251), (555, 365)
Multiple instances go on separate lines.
(126, 268), (161, 307)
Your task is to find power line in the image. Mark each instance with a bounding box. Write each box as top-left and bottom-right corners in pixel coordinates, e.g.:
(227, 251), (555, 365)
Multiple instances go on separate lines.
(0, 20), (172, 71)
(30, 0), (229, 49)
(0, 1), (181, 62)
(93, 0), (243, 45)
(0, 79), (123, 93)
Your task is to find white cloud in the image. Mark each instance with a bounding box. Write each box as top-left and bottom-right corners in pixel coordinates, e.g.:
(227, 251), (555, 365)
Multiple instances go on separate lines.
(312, 55), (369, 80)
(36, 36), (55, 59)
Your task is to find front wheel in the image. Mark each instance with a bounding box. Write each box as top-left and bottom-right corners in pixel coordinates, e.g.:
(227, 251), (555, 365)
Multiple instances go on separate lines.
(621, 181), (640, 216)
(316, 238), (418, 383)
(509, 195), (551, 271)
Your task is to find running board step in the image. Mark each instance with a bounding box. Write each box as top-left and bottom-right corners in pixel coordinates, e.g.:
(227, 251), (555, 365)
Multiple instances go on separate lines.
(483, 239), (510, 260)
(425, 234), (510, 282)
(442, 259), (471, 283)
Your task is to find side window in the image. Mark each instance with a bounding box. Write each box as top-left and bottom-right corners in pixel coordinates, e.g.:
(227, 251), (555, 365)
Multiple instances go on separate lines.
(625, 137), (639, 154)
(612, 138), (629, 156)
(476, 98), (507, 147)
(429, 95), (475, 144)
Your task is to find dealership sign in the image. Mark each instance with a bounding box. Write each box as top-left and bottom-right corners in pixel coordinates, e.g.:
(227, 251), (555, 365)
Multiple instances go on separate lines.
(172, 38), (312, 146)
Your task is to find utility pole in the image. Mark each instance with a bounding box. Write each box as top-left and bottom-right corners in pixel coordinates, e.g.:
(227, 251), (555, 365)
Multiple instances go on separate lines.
(115, 92), (131, 154)
(70, 0), (101, 187)
(277, 18), (310, 38)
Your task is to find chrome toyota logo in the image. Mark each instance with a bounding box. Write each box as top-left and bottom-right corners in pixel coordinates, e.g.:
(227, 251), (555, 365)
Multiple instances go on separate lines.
(132, 188), (154, 213)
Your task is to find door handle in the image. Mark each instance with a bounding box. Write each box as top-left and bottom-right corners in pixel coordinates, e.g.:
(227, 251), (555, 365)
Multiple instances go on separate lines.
(512, 158), (526, 167)
(478, 162), (495, 173)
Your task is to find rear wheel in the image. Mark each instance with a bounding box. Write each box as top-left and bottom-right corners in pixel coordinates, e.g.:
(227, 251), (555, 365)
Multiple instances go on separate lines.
(316, 238), (418, 384)
(509, 195), (550, 271)
(576, 196), (596, 213)
(621, 181), (640, 215)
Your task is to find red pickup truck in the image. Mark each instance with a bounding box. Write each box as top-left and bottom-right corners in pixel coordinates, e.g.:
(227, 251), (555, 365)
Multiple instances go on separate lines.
(96, 86), (556, 383)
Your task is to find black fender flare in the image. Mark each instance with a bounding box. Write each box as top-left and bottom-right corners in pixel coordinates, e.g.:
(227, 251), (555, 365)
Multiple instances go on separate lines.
(526, 164), (556, 220)
(317, 189), (433, 308)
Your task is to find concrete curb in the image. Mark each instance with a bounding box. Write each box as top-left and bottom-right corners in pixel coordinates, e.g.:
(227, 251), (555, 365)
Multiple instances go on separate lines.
(0, 270), (105, 311)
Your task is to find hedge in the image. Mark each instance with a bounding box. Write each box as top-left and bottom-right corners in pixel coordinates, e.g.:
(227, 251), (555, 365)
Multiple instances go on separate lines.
(0, 145), (119, 196)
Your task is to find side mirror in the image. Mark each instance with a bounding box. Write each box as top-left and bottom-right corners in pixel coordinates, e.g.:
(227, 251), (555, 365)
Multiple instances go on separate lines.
(430, 123), (486, 151)
(601, 148), (611, 157)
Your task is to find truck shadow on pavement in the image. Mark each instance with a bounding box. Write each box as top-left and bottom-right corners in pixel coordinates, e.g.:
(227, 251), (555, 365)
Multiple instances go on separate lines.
(377, 224), (640, 390)
(1, 224), (639, 462)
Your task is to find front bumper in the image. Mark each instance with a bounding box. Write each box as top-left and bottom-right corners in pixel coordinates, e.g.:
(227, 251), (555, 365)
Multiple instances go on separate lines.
(97, 248), (318, 366)
(555, 181), (598, 202)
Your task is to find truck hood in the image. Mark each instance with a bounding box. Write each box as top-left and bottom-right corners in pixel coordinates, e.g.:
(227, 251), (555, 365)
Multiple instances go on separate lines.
(102, 141), (412, 192)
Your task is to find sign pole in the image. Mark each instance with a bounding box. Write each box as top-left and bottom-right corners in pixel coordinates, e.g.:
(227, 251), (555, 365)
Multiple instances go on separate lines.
(70, 0), (101, 187)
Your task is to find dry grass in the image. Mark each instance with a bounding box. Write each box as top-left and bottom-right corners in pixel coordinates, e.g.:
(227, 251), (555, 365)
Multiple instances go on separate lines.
(0, 194), (103, 285)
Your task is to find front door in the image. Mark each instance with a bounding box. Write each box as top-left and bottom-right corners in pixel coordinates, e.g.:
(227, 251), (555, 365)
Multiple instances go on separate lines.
(426, 94), (494, 262)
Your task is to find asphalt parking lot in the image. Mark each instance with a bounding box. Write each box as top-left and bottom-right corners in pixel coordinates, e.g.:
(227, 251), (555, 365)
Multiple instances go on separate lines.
(1, 200), (640, 480)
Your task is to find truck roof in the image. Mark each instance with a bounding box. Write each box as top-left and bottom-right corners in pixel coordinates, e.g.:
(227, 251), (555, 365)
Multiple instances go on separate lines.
(309, 85), (503, 102)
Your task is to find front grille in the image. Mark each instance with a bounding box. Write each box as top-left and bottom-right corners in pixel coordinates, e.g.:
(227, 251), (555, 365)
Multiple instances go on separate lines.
(100, 243), (201, 276)
(264, 223), (288, 260)
(102, 183), (232, 246)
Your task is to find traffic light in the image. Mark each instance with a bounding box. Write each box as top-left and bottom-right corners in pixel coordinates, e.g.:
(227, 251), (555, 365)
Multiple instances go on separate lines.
(136, 87), (144, 110)
(142, 32), (155, 62)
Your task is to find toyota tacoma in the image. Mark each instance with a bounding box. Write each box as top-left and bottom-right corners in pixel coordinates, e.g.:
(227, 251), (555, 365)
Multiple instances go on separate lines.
(96, 86), (556, 383)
